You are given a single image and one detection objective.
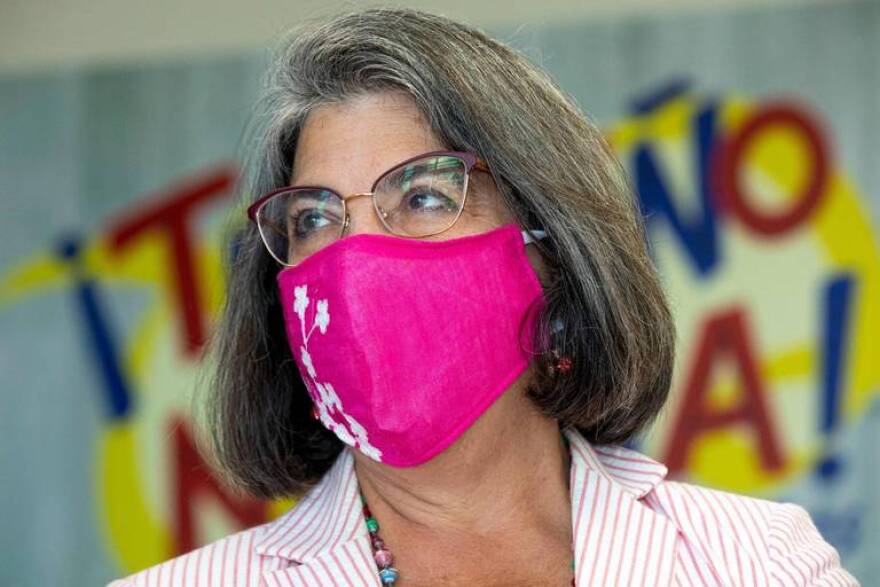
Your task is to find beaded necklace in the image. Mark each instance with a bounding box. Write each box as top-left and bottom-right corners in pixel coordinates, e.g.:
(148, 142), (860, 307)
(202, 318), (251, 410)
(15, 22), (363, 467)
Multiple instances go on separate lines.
(358, 432), (576, 586)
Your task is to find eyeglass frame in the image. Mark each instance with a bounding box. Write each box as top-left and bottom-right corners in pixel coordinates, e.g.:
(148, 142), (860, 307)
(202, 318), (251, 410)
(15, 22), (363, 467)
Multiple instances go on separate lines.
(246, 150), (491, 266)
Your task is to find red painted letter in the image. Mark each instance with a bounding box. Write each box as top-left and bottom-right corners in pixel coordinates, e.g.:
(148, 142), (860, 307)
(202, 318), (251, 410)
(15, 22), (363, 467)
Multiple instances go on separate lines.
(664, 307), (785, 475)
(171, 415), (267, 554)
(714, 101), (830, 236)
(106, 166), (235, 356)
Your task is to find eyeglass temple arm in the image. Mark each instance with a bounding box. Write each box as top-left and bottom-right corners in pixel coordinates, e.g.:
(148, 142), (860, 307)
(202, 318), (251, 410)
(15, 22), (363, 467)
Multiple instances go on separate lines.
(522, 229), (548, 245)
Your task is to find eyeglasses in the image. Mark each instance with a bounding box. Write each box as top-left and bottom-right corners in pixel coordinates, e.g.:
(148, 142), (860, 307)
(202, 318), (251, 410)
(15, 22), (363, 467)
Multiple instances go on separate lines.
(247, 150), (489, 266)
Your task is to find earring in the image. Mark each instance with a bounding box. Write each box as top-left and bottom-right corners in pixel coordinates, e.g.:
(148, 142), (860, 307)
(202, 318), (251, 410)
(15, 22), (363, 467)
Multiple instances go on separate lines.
(547, 347), (573, 375)
(555, 355), (573, 373)
(311, 406), (320, 421)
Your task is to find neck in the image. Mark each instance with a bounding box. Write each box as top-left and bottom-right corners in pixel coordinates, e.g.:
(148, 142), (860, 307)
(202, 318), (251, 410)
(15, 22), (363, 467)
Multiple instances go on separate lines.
(352, 376), (572, 551)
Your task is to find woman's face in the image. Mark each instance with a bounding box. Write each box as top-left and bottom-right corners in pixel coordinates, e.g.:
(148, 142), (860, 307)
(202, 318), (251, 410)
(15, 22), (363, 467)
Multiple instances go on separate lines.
(289, 91), (548, 283)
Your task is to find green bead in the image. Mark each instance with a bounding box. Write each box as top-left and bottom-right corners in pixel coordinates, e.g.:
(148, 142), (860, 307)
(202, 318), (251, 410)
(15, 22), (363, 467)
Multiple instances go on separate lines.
(365, 517), (379, 533)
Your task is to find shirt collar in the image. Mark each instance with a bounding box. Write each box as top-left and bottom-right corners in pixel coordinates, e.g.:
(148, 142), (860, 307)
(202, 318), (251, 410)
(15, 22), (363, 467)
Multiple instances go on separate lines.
(254, 447), (364, 563)
(561, 426), (668, 499)
(254, 426), (669, 564)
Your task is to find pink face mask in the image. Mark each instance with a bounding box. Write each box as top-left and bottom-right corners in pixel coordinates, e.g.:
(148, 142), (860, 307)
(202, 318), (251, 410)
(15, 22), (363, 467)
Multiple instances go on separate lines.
(277, 223), (546, 467)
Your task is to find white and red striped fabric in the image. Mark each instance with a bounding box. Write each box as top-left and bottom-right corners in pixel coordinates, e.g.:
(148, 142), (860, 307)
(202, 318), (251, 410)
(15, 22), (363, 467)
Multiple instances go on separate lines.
(108, 427), (859, 586)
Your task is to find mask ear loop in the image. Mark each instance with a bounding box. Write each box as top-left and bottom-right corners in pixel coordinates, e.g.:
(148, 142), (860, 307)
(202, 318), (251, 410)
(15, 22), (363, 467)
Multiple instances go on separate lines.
(517, 227), (550, 358)
(517, 228), (572, 375)
(518, 296), (548, 358)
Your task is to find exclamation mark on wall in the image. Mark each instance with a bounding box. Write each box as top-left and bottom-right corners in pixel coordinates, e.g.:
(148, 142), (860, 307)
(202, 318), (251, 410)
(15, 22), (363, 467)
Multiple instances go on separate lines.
(816, 273), (855, 481)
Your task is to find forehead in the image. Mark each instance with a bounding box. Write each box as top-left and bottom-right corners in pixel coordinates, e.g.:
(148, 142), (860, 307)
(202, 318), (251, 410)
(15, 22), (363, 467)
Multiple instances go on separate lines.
(290, 92), (446, 189)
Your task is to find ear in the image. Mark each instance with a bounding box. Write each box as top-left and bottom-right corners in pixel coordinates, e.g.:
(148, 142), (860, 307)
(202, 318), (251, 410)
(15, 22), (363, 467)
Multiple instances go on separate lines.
(525, 243), (552, 288)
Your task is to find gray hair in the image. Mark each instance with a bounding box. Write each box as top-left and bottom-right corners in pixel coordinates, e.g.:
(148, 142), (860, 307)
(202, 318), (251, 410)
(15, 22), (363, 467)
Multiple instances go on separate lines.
(200, 7), (675, 499)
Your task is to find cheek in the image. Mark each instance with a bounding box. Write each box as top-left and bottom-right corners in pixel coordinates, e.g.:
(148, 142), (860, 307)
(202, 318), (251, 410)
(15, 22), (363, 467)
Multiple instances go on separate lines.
(456, 175), (518, 230)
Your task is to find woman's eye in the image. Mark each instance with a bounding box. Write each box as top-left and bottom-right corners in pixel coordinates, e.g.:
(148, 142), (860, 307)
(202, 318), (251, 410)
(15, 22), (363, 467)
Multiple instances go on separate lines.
(404, 189), (458, 212)
(290, 209), (333, 237)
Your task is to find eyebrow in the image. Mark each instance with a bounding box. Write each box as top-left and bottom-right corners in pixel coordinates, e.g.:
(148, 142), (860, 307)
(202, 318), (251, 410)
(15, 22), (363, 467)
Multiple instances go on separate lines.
(289, 153), (464, 192)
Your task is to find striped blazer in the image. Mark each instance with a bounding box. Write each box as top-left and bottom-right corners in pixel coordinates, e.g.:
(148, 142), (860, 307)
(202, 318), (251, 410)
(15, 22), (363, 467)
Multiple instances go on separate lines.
(108, 427), (858, 586)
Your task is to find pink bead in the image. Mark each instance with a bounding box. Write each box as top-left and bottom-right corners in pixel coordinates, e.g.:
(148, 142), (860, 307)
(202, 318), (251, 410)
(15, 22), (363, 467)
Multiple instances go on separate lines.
(374, 549), (394, 567)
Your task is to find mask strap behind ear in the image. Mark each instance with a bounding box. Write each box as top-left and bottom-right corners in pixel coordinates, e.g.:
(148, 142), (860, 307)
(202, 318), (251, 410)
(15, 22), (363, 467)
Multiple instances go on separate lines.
(521, 229), (548, 245)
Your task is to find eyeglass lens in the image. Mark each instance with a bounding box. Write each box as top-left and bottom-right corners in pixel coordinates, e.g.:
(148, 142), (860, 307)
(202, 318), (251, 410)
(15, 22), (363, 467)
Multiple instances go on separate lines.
(256, 154), (468, 265)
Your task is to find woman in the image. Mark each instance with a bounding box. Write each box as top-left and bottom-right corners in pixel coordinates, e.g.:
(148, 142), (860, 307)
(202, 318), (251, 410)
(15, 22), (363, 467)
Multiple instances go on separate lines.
(109, 7), (857, 587)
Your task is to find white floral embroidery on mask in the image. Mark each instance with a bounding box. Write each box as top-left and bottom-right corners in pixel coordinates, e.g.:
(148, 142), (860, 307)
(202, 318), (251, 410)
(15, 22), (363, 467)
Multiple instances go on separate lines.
(299, 346), (316, 379)
(315, 299), (330, 334)
(293, 285), (309, 323)
(292, 285), (382, 461)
